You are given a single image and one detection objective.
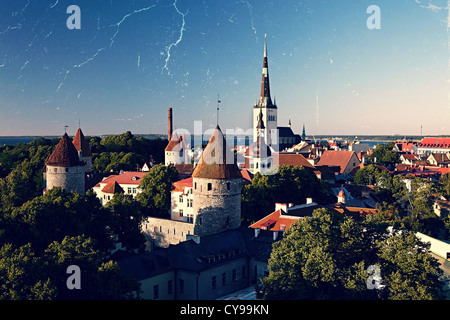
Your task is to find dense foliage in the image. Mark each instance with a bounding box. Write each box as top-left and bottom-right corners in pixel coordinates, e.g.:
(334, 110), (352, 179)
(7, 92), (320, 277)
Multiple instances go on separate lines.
(0, 132), (169, 300)
(241, 165), (335, 225)
(257, 208), (444, 300)
(90, 131), (167, 172)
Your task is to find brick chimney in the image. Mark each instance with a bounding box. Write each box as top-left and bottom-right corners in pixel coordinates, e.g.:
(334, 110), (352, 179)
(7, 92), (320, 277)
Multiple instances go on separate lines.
(168, 108), (173, 141)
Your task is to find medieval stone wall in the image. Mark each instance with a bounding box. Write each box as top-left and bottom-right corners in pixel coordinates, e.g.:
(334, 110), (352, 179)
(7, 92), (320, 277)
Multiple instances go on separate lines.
(143, 217), (195, 248)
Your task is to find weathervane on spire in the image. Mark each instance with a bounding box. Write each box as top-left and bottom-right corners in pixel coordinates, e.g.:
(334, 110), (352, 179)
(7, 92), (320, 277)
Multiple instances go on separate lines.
(217, 94), (221, 126)
(64, 125), (68, 133)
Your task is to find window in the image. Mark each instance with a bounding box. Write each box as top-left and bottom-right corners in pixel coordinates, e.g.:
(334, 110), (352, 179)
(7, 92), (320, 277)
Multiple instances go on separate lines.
(168, 280), (173, 295)
(232, 269), (237, 282)
(179, 279), (184, 293)
(65, 168), (69, 173)
(133, 188), (137, 194)
(153, 285), (159, 299)
(222, 273), (226, 286)
(194, 182), (197, 189)
(127, 187), (132, 194)
(207, 183), (212, 191)
(179, 209), (183, 217)
(179, 195), (183, 203)
(226, 182), (231, 190)
(187, 214), (194, 223)
(212, 276), (217, 289)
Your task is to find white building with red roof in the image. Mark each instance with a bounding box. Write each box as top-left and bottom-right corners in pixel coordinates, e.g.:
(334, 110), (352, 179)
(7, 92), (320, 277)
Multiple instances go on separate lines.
(92, 171), (147, 205)
(418, 138), (450, 155)
(170, 177), (195, 223)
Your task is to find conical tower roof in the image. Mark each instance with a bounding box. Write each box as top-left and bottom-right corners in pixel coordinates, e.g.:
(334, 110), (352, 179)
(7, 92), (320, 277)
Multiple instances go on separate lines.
(257, 34), (276, 109)
(46, 133), (84, 167)
(72, 128), (92, 157)
(192, 125), (242, 179)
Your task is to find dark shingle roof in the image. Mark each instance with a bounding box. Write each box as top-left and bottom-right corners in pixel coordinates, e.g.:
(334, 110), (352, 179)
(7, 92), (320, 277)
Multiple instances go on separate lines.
(72, 128), (92, 157)
(45, 133), (84, 167)
(114, 228), (273, 281)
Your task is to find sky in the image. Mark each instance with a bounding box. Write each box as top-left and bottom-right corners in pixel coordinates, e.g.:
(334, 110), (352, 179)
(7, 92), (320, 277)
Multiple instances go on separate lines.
(0, 0), (449, 137)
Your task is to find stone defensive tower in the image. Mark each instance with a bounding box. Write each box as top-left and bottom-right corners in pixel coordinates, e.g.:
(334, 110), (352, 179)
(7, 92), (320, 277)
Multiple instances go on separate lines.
(45, 133), (85, 194)
(72, 127), (92, 173)
(191, 125), (242, 237)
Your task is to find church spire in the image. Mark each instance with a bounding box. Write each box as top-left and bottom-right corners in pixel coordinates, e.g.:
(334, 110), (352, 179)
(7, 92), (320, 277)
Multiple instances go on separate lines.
(259, 34), (274, 108)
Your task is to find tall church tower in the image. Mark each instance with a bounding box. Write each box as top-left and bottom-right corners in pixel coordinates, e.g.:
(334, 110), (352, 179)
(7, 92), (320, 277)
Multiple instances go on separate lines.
(253, 34), (277, 147)
(247, 106), (273, 174)
(191, 125), (242, 237)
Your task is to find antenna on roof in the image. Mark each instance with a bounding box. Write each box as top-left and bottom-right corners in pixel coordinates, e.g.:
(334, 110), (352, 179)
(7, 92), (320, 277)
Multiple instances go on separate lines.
(78, 119), (81, 129)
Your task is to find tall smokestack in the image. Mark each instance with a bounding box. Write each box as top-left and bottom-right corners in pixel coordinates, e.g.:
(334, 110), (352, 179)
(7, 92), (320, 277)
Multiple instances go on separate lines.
(168, 108), (173, 141)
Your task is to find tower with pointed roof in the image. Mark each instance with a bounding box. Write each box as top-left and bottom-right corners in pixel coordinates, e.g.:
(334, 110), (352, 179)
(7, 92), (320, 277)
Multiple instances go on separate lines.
(165, 131), (190, 166)
(191, 125), (242, 237)
(164, 108), (191, 166)
(45, 132), (86, 194)
(72, 127), (92, 173)
(253, 34), (277, 147)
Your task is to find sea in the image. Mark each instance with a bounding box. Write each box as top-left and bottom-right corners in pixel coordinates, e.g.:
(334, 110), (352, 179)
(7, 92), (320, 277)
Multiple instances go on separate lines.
(0, 137), (37, 146)
(0, 136), (388, 149)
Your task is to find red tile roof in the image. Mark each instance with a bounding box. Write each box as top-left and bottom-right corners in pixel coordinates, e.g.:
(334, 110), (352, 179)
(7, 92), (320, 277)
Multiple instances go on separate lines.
(273, 152), (316, 169)
(419, 138), (450, 148)
(45, 133), (84, 167)
(250, 210), (301, 232)
(101, 180), (124, 194)
(172, 177), (193, 192)
(72, 128), (92, 157)
(316, 150), (359, 174)
(98, 171), (147, 187)
(240, 169), (254, 182)
(192, 126), (242, 180)
(165, 132), (188, 152)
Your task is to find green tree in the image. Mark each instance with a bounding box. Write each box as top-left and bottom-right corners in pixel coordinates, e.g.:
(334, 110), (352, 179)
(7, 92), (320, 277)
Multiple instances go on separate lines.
(136, 164), (179, 218)
(0, 243), (56, 300)
(5, 188), (110, 253)
(369, 143), (400, 165)
(42, 235), (141, 299)
(377, 230), (443, 300)
(105, 193), (146, 250)
(241, 166), (334, 225)
(257, 208), (444, 300)
(354, 164), (383, 186)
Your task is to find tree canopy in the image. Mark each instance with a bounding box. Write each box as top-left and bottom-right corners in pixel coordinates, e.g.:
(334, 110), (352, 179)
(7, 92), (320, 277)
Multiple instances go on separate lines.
(257, 208), (444, 300)
(241, 165), (335, 225)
